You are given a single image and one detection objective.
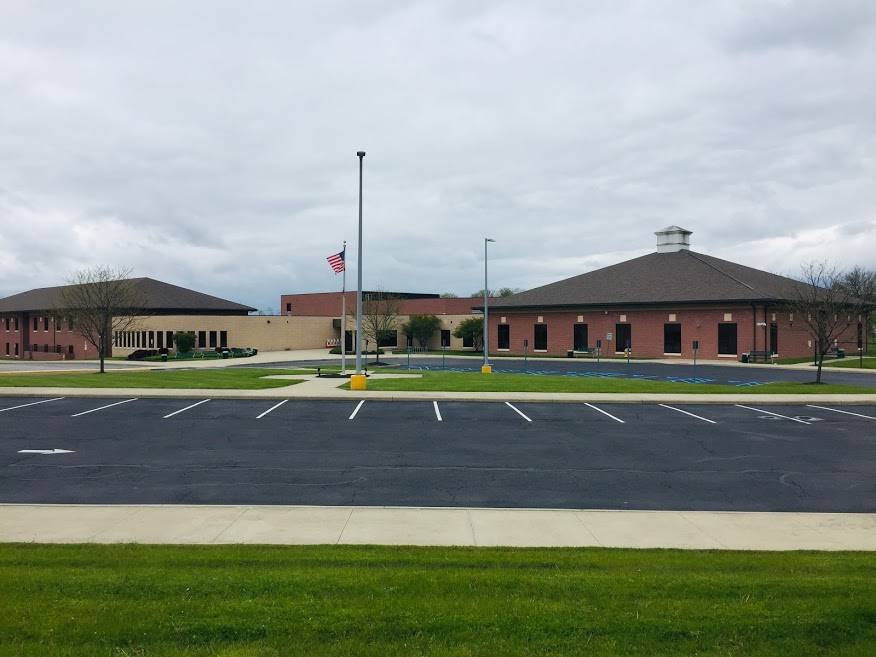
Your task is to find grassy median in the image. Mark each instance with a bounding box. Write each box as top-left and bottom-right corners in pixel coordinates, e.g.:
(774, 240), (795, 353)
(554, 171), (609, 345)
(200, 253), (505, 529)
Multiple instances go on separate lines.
(0, 368), (313, 389)
(353, 370), (876, 394)
(0, 544), (874, 656)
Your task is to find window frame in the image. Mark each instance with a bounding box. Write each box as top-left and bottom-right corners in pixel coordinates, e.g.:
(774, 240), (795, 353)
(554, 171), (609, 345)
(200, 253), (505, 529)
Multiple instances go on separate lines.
(533, 323), (547, 351)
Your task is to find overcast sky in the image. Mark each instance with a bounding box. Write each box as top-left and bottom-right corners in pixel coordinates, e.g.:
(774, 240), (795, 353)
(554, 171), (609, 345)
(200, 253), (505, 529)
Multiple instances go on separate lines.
(2, 1), (875, 311)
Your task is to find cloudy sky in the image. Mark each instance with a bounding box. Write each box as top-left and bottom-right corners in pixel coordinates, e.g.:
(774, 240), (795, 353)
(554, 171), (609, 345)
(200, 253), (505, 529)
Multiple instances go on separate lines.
(2, 1), (875, 311)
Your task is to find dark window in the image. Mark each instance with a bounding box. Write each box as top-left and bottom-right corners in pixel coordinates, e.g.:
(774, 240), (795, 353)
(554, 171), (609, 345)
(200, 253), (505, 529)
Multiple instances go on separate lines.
(377, 330), (397, 348)
(498, 324), (510, 350)
(209, 331), (217, 348)
(166, 331), (174, 348)
(157, 331), (164, 349)
(573, 323), (588, 351)
(663, 324), (681, 354)
(440, 329), (450, 347)
(68, 345), (74, 355)
(148, 331), (155, 348)
(4, 343), (8, 355)
(4, 318), (8, 330)
(33, 317), (38, 331)
(462, 332), (473, 348)
(770, 322), (778, 355)
(43, 317), (49, 331)
(141, 331), (147, 348)
(616, 323), (631, 352)
(220, 331), (228, 348)
(13, 317), (18, 330)
(43, 344), (48, 352)
(68, 317), (73, 330)
(198, 331), (207, 348)
(285, 303), (292, 312)
(858, 323), (864, 349)
(15, 343), (19, 355)
(135, 332), (141, 348)
(534, 324), (547, 350)
(718, 323), (737, 355)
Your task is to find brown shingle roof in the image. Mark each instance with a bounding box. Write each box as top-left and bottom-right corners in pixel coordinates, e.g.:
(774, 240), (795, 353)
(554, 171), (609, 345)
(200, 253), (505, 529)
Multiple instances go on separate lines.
(490, 250), (809, 309)
(0, 278), (255, 314)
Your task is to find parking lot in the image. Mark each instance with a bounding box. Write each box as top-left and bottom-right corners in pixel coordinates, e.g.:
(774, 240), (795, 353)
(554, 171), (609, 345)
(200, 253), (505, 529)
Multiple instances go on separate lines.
(1, 396), (874, 512)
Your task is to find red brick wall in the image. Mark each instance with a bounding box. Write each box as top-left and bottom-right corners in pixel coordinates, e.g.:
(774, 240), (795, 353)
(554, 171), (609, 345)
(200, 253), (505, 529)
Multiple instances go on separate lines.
(2, 313), (89, 359)
(488, 305), (863, 359)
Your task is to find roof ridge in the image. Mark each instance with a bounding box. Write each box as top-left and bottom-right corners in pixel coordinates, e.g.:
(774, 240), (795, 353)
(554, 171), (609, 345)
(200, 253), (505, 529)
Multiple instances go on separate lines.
(684, 251), (755, 292)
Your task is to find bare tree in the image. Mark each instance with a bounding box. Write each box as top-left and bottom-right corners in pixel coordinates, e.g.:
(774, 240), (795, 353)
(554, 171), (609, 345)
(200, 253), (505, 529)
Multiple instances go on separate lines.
(349, 290), (401, 364)
(57, 267), (146, 373)
(788, 262), (870, 384)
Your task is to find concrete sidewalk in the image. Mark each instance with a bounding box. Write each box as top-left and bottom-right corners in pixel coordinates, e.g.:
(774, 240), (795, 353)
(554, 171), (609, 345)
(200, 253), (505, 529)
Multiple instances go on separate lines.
(1, 504), (873, 550)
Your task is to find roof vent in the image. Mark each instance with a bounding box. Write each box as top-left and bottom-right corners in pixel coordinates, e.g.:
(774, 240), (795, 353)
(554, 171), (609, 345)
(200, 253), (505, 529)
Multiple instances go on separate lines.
(655, 225), (692, 253)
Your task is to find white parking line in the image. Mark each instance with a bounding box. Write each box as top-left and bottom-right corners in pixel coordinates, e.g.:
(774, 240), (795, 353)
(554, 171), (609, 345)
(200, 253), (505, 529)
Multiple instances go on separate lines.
(348, 400), (365, 420)
(433, 401), (442, 422)
(658, 404), (717, 424)
(734, 404), (810, 425)
(0, 397), (64, 413)
(504, 402), (532, 422)
(163, 399), (211, 419)
(806, 405), (876, 421)
(584, 403), (625, 424)
(71, 398), (138, 417)
(256, 399), (288, 419)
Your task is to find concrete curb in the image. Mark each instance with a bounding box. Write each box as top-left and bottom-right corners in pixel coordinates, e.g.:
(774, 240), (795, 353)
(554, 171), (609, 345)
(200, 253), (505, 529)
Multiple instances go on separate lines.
(1, 504), (873, 550)
(1, 386), (876, 404)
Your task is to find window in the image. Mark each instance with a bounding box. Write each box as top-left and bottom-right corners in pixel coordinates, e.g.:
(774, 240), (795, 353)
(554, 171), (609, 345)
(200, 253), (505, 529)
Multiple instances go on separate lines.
(157, 331), (164, 349)
(135, 332), (141, 348)
(498, 324), (510, 350)
(43, 344), (49, 352)
(166, 331), (174, 349)
(141, 331), (147, 348)
(4, 343), (8, 355)
(718, 323), (737, 355)
(616, 323), (631, 352)
(462, 332), (473, 348)
(43, 317), (49, 331)
(15, 343), (19, 356)
(198, 331), (207, 348)
(68, 345), (74, 355)
(377, 330), (397, 348)
(13, 317), (18, 330)
(33, 317), (38, 331)
(286, 303), (292, 312)
(220, 331), (227, 348)
(663, 324), (681, 354)
(858, 323), (864, 349)
(67, 317), (73, 331)
(770, 322), (778, 355)
(3, 317), (8, 330)
(148, 332), (155, 348)
(573, 323), (588, 351)
(209, 331), (217, 348)
(534, 324), (547, 351)
(440, 329), (450, 347)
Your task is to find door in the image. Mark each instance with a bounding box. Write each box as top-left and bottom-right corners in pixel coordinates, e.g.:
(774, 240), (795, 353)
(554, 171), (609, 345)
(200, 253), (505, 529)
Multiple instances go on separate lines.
(573, 323), (588, 351)
(769, 322), (778, 355)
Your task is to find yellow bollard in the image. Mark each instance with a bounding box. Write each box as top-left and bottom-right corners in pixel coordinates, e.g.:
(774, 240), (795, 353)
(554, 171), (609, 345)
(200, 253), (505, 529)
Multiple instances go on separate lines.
(350, 374), (368, 390)
(481, 364), (492, 374)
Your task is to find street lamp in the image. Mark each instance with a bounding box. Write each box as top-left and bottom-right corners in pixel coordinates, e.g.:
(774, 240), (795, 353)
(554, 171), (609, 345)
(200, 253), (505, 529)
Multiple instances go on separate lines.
(351, 151), (367, 390)
(482, 238), (495, 374)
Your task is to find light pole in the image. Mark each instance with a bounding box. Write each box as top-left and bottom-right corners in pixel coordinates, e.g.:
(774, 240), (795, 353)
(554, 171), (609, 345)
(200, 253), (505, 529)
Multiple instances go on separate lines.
(482, 238), (495, 374)
(352, 151), (367, 390)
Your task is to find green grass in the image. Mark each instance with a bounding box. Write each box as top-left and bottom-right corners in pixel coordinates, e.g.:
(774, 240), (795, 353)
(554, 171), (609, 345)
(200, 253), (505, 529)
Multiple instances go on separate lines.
(0, 368), (315, 389)
(816, 357), (876, 370)
(1, 544), (873, 656)
(352, 370), (876, 394)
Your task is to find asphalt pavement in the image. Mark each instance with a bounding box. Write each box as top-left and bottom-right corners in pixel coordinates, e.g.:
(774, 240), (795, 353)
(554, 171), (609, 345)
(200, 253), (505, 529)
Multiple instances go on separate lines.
(2, 395), (874, 512)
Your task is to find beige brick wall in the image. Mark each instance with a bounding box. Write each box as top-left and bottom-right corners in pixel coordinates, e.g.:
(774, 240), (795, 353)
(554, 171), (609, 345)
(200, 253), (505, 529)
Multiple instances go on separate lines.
(112, 315), (336, 355)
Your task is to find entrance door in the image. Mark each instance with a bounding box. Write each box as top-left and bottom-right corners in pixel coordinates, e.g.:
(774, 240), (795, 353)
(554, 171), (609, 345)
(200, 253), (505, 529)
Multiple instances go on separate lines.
(344, 330), (354, 352)
(769, 322), (778, 355)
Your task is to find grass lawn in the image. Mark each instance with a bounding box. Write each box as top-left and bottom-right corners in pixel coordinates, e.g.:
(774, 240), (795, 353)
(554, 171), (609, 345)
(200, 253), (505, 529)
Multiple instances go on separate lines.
(0, 367), (315, 389)
(352, 370), (876, 394)
(1, 545), (874, 657)
(818, 357), (876, 370)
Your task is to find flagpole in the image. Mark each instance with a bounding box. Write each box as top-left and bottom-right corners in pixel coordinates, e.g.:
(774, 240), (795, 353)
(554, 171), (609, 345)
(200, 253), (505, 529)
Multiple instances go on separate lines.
(340, 241), (346, 375)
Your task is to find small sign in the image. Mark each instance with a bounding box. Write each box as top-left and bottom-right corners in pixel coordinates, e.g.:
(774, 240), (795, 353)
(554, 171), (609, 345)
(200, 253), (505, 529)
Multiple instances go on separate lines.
(606, 332), (613, 341)
(596, 339), (602, 349)
(692, 340), (699, 350)
(523, 339), (528, 347)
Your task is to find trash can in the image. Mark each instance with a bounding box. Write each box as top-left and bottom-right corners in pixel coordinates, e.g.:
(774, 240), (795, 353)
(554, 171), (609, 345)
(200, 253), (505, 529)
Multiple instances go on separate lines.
(160, 354), (168, 362)
(837, 349), (845, 358)
(740, 353), (749, 363)
(567, 350), (574, 358)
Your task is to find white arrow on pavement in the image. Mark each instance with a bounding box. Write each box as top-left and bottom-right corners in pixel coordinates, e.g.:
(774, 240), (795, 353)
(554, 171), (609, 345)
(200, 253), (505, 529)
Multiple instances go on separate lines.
(17, 449), (75, 455)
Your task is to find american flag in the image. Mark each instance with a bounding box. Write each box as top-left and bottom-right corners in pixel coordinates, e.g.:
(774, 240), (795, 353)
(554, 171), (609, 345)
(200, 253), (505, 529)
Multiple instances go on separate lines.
(326, 249), (345, 273)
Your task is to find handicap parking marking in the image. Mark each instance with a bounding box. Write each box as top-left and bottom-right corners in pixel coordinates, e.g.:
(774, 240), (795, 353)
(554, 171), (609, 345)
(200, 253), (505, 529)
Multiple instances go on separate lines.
(0, 397), (65, 413)
(256, 399), (288, 419)
(348, 400), (365, 420)
(162, 399), (211, 419)
(658, 404), (717, 424)
(583, 403), (625, 424)
(806, 405), (876, 421)
(71, 398), (138, 417)
(734, 404), (811, 425)
(433, 401), (442, 422)
(504, 402), (532, 422)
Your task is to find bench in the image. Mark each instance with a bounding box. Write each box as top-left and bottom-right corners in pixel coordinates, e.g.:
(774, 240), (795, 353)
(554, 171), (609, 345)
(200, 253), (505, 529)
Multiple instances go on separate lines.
(566, 349), (596, 358)
(742, 351), (776, 363)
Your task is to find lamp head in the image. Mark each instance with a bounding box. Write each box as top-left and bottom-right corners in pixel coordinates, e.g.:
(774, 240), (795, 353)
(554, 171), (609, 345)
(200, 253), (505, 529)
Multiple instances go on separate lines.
(357, 151), (366, 157)
(485, 238), (496, 243)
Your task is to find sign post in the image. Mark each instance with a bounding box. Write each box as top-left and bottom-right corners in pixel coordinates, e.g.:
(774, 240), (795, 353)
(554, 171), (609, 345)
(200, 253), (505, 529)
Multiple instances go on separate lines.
(596, 338), (602, 371)
(523, 338), (528, 368)
(692, 340), (699, 370)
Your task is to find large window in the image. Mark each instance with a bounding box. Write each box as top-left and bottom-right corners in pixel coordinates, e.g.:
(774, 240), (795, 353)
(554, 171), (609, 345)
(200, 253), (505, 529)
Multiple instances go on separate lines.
(198, 331), (207, 348)
(377, 330), (397, 348)
(209, 331), (217, 348)
(718, 323), (737, 355)
(573, 323), (588, 351)
(220, 331), (228, 348)
(663, 324), (681, 354)
(462, 332), (473, 348)
(498, 324), (510, 350)
(615, 323), (631, 352)
(770, 322), (778, 355)
(534, 324), (547, 351)
(440, 329), (450, 347)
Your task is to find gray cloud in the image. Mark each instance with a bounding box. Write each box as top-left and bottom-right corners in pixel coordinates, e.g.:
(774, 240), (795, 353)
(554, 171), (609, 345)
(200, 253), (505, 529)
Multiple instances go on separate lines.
(1, 1), (875, 310)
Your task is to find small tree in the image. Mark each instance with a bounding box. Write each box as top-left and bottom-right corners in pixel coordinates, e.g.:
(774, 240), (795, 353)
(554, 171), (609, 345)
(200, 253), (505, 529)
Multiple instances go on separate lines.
(57, 267), (146, 373)
(789, 262), (872, 384)
(453, 316), (484, 352)
(175, 331), (196, 354)
(349, 290), (401, 364)
(841, 266), (876, 354)
(402, 314), (441, 349)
